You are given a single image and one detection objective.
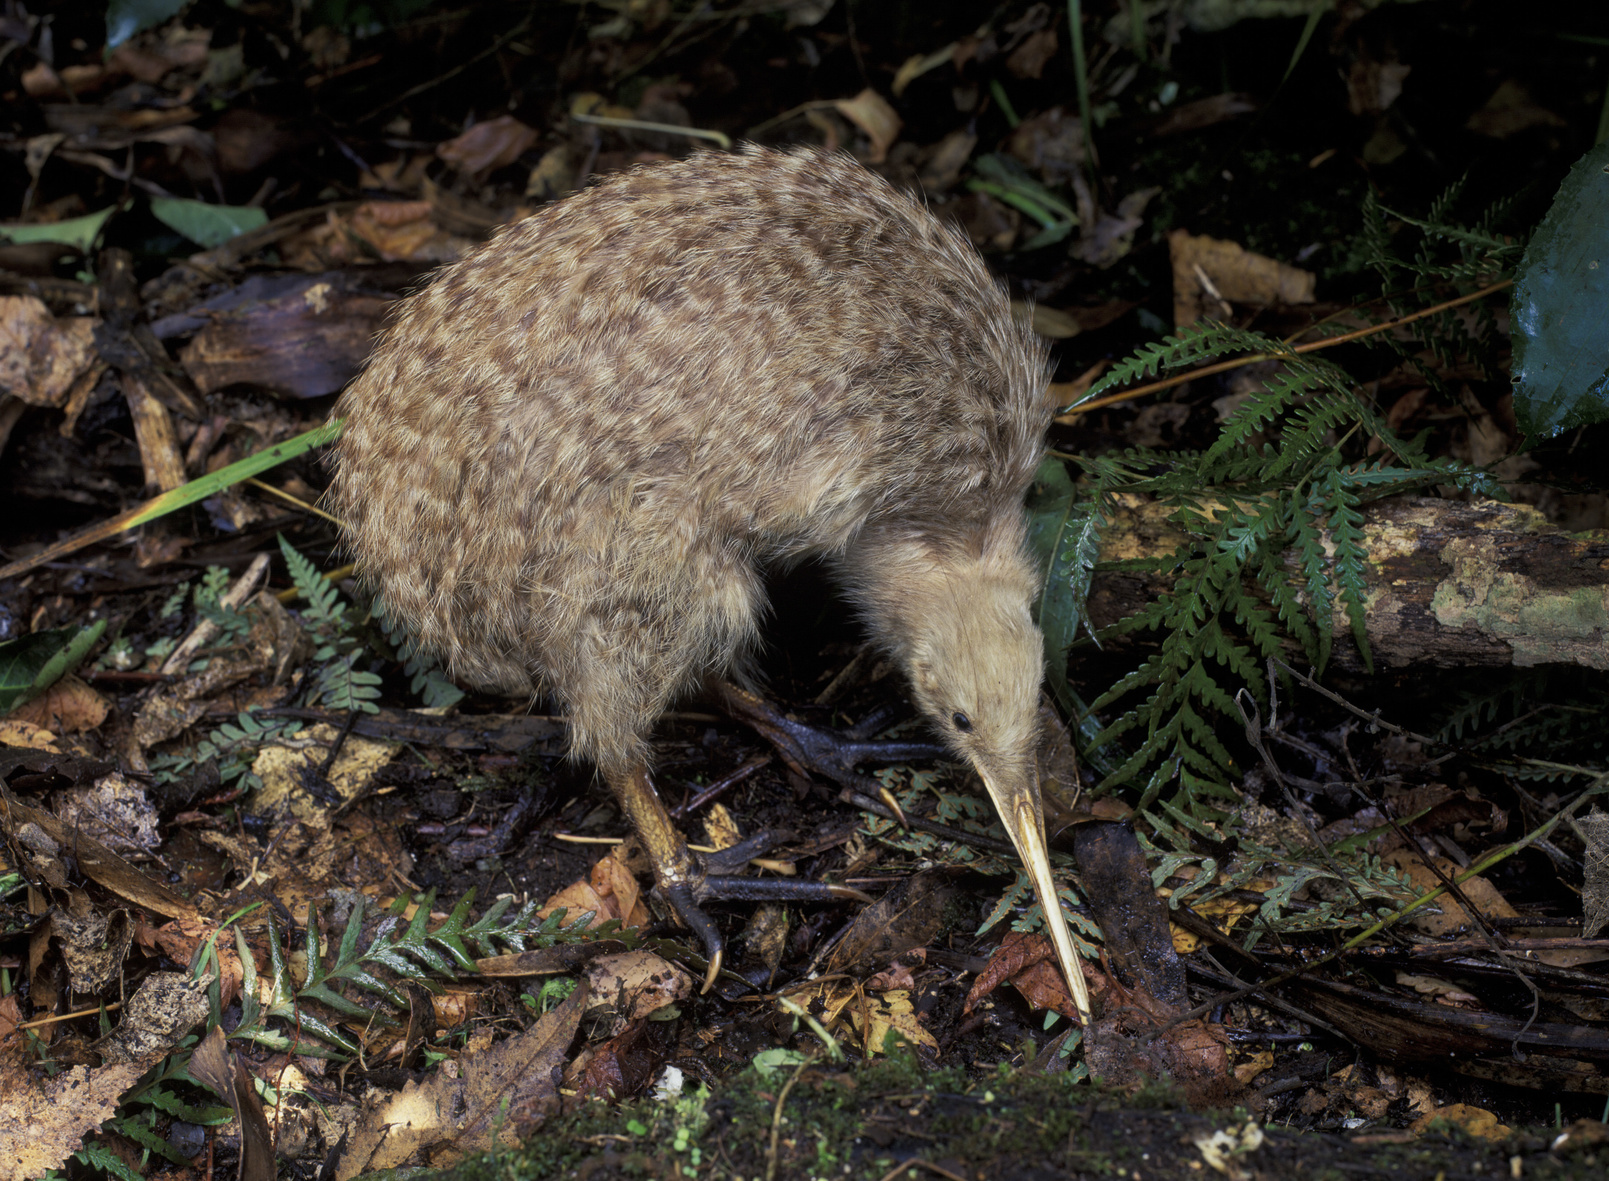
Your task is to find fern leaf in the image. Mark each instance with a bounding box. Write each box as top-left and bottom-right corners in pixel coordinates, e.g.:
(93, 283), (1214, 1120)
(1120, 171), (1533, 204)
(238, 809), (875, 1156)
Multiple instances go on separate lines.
(278, 534), (340, 626)
(1316, 469), (1373, 673)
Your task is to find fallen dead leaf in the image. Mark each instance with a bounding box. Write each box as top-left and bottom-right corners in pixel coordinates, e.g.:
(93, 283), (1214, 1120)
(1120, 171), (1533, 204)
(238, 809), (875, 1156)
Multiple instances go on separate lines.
(0, 719), (60, 750)
(1006, 29), (1057, 79)
(55, 770), (160, 856)
(832, 89), (901, 163)
(331, 977), (588, 1178)
(9, 674), (108, 733)
(0, 297), (99, 407)
(1466, 80), (1566, 139)
(1233, 1048), (1275, 1086)
(0, 1057), (159, 1178)
(436, 115), (540, 174)
(252, 723), (397, 822)
(1410, 1103), (1510, 1140)
(965, 930), (1084, 1019)
(848, 988), (938, 1055)
(190, 1026), (276, 1181)
(539, 843), (652, 930)
(1168, 230), (1315, 327)
(583, 950), (694, 1023)
(1383, 848), (1514, 936)
(568, 1018), (670, 1103)
(1346, 58), (1412, 117)
(97, 970), (211, 1064)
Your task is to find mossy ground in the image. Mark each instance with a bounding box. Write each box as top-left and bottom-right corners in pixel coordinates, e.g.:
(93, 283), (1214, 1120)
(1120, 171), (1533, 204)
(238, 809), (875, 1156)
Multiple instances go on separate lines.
(422, 1049), (1604, 1181)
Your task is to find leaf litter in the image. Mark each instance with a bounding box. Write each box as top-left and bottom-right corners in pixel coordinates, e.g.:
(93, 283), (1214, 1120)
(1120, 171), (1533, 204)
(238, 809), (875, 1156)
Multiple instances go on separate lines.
(0, 2), (1608, 1179)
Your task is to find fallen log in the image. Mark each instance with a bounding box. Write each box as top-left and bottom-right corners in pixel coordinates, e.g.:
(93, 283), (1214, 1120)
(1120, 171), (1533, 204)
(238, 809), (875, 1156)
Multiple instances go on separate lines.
(1086, 496), (1609, 670)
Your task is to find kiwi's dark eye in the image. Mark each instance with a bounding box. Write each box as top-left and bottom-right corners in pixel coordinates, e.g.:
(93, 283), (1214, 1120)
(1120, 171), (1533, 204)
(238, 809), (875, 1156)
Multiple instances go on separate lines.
(952, 712), (972, 732)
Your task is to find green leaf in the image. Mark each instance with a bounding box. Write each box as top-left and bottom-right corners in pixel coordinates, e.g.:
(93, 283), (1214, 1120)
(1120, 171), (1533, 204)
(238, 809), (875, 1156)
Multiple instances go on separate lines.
(106, 0), (189, 48)
(1510, 141), (1609, 439)
(149, 197), (270, 249)
(0, 206), (118, 252)
(1026, 457), (1103, 712)
(0, 620), (106, 714)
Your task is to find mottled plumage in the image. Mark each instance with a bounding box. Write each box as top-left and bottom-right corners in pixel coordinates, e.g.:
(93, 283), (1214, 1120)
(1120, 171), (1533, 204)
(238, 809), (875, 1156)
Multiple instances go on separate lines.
(330, 145), (1089, 1021)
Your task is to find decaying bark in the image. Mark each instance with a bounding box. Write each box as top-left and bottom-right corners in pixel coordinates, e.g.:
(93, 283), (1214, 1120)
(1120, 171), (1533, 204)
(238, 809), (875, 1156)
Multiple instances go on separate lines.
(1086, 496), (1609, 671)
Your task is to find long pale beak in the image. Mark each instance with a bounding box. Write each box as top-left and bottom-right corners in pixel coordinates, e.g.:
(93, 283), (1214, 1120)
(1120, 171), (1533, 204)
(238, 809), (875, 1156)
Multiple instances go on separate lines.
(978, 767), (1092, 1029)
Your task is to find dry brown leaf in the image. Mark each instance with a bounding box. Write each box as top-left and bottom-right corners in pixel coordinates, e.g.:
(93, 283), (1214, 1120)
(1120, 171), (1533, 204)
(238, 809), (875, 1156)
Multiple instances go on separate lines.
(832, 89), (901, 163)
(866, 951), (924, 992)
(703, 802), (742, 850)
(1410, 1103), (1511, 1140)
(781, 978), (859, 1031)
(1169, 230), (1316, 327)
(98, 971), (211, 1064)
(0, 719), (60, 750)
(331, 978), (588, 1179)
(1072, 187), (1158, 269)
(1006, 106), (1085, 184)
(1382, 849), (1515, 936)
(1, 793), (200, 920)
(342, 200), (464, 263)
(821, 870), (952, 975)
(1147, 94), (1258, 138)
(1466, 81), (1566, 139)
(0, 1059), (156, 1177)
(583, 950), (693, 1022)
(540, 844), (652, 930)
(9, 674), (108, 733)
(1048, 360), (1111, 423)
(55, 770), (160, 856)
(137, 917), (247, 1010)
(964, 929), (1052, 1014)
(1346, 59), (1412, 116)
(190, 1026), (276, 1181)
(847, 988), (938, 1055)
(1233, 1048), (1275, 1086)
(251, 723), (396, 822)
(1006, 29), (1057, 79)
(0, 297), (99, 407)
(568, 1019), (668, 1102)
(437, 116), (539, 174)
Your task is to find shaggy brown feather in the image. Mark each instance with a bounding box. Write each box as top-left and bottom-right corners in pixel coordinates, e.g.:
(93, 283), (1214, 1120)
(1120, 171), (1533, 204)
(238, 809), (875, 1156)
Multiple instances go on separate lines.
(331, 145), (1049, 774)
(329, 145), (1088, 1018)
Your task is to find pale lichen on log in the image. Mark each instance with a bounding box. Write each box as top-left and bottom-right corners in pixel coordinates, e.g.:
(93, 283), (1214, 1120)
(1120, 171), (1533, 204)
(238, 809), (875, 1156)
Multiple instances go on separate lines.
(1087, 497), (1609, 670)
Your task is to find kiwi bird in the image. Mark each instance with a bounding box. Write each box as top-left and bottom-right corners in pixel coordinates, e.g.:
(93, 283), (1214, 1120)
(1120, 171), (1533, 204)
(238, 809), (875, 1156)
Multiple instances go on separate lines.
(329, 145), (1091, 1025)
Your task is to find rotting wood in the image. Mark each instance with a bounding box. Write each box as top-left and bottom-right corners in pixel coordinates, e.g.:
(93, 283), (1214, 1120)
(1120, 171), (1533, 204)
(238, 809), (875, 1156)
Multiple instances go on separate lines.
(1087, 495), (1609, 670)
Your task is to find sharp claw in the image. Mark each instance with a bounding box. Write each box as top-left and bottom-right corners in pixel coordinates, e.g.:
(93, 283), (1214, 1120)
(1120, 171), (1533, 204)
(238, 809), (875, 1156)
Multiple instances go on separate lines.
(701, 948), (723, 994)
(663, 880), (725, 993)
(877, 784), (909, 829)
(827, 883), (875, 904)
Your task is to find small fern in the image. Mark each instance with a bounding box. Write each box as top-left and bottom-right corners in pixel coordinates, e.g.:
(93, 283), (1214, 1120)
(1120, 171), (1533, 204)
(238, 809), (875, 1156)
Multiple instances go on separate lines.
(861, 766), (1102, 957)
(1357, 181), (1525, 388)
(1033, 194), (1516, 817)
(149, 709), (301, 793)
(374, 598), (465, 709)
(72, 1142), (144, 1181)
(1435, 669), (1609, 767)
(278, 535), (381, 714)
(225, 889), (624, 1056)
(1140, 806), (1417, 951)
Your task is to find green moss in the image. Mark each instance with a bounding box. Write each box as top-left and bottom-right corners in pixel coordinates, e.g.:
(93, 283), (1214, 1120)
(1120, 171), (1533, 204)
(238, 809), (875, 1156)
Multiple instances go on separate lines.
(413, 1049), (1604, 1181)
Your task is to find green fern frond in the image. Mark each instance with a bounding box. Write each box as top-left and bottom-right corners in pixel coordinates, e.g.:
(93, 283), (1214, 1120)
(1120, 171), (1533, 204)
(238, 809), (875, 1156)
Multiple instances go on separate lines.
(1030, 182), (1517, 817)
(1314, 469), (1373, 671)
(1080, 320), (1278, 402)
(278, 535), (343, 631)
